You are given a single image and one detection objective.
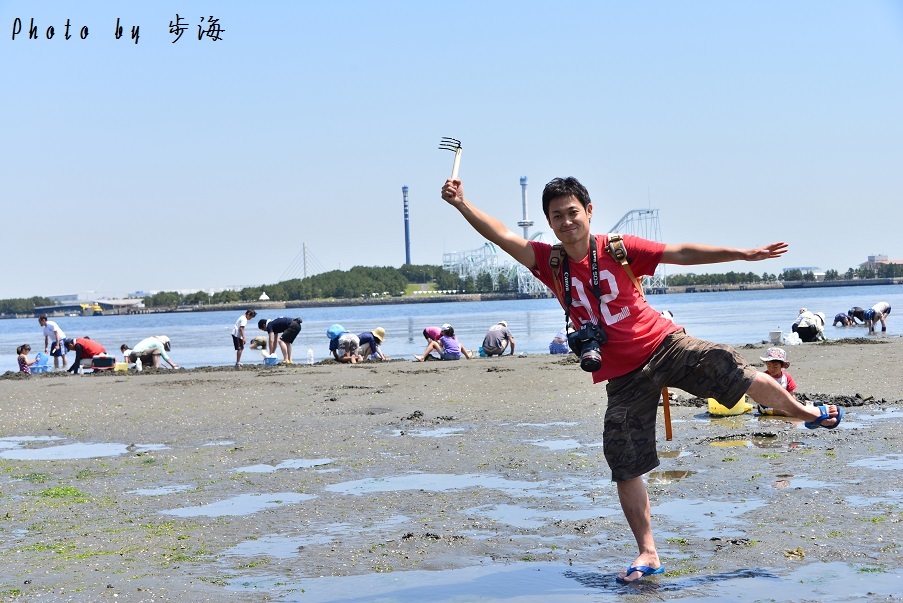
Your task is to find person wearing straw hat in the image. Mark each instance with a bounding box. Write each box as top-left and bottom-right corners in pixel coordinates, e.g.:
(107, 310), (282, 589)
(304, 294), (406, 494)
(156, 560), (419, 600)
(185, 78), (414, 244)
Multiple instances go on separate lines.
(359, 327), (388, 361)
(440, 174), (845, 584)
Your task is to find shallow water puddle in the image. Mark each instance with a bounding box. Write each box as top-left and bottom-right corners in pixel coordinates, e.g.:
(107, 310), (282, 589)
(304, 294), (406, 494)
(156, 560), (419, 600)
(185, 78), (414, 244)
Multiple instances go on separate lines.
(234, 458), (335, 473)
(647, 470), (696, 484)
(202, 440), (236, 446)
(710, 439), (751, 448)
(129, 485), (193, 496)
(658, 449), (693, 459)
(390, 427), (467, 438)
(0, 441), (167, 460)
(697, 414), (751, 428)
(771, 474), (831, 489)
(654, 498), (766, 539)
(528, 438), (583, 451)
(224, 533), (334, 558)
(708, 437), (794, 450)
(846, 490), (902, 507)
(463, 502), (620, 529)
(161, 492), (314, 517)
(227, 560), (901, 602)
(849, 454), (903, 471)
(0, 436), (62, 450)
(516, 421), (580, 428)
(324, 473), (550, 497)
(855, 407), (903, 421)
(319, 515), (412, 536)
(231, 563), (601, 602)
(224, 516), (411, 558)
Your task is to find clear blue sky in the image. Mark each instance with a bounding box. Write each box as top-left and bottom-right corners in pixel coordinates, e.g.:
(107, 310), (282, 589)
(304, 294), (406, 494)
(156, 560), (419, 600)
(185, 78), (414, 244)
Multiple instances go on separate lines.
(3, 1), (902, 299)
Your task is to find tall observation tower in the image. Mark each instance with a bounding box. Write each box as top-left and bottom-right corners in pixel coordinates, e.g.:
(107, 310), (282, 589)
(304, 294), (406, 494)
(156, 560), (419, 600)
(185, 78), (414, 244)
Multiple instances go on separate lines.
(516, 176), (533, 238)
(402, 185), (411, 265)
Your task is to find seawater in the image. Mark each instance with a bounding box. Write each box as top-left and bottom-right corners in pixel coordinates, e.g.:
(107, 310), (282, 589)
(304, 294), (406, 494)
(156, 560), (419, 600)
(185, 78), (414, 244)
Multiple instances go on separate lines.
(1, 284), (900, 370)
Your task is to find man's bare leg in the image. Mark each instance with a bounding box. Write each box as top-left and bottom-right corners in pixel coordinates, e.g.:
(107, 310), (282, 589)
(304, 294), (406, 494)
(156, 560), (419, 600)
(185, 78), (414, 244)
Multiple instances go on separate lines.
(616, 476), (661, 582)
(746, 372), (840, 426)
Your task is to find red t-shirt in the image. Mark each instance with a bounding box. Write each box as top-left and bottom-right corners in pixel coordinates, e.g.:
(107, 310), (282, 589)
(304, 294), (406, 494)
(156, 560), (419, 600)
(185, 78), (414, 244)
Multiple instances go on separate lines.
(530, 234), (680, 383)
(74, 338), (106, 358)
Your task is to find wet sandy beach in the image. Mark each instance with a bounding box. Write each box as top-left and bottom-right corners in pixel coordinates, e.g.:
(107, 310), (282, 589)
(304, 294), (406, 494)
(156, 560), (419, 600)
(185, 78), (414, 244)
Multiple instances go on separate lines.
(1, 337), (902, 602)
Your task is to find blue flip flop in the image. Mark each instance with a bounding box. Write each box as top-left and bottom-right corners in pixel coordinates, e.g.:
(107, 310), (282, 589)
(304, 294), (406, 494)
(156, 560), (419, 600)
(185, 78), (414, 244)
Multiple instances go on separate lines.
(616, 564), (665, 584)
(804, 404), (844, 430)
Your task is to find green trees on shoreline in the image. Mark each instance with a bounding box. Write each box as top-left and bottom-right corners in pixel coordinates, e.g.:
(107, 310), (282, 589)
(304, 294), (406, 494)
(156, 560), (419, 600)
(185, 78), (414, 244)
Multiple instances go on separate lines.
(0, 297), (54, 316)
(144, 265), (468, 308)
(4, 262), (899, 314)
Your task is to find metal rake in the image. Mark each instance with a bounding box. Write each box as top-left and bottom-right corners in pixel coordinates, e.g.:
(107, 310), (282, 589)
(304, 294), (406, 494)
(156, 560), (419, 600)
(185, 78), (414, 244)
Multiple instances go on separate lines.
(438, 137), (462, 179)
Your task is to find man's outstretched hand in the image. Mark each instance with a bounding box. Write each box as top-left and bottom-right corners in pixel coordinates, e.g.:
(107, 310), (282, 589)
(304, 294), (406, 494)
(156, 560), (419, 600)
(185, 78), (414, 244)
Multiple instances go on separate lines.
(744, 241), (788, 261)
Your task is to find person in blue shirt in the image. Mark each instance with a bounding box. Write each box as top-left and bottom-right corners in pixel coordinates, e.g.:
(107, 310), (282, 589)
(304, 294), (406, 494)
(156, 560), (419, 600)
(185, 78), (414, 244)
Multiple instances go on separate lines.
(358, 327), (388, 361)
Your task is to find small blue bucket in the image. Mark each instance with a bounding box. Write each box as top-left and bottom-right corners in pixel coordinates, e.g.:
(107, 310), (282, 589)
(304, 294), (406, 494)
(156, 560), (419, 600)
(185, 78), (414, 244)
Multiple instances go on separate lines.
(264, 356), (279, 366)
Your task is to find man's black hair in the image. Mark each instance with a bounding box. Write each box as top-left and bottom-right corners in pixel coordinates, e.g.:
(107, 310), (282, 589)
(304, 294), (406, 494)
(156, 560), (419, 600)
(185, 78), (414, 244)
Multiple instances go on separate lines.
(541, 177), (592, 219)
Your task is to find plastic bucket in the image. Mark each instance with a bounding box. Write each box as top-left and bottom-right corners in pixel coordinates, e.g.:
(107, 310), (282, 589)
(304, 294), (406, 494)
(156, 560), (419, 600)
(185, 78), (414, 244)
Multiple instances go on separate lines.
(769, 331), (782, 344)
(264, 356), (279, 366)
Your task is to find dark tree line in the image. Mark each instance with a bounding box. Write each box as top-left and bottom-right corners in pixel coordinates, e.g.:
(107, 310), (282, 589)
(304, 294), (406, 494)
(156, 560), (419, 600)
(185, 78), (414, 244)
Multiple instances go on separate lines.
(9, 261), (899, 313)
(668, 264), (902, 286)
(141, 264), (502, 309)
(0, 296), (54, 315)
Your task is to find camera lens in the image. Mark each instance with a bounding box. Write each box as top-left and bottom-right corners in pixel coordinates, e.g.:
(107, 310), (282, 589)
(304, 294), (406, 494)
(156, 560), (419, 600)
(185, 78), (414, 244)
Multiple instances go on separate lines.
(579, 347), (602, 372)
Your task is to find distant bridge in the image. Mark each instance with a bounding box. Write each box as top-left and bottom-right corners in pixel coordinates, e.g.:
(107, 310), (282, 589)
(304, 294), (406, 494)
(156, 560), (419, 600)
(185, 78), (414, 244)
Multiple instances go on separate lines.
(34, 299), (144, 317)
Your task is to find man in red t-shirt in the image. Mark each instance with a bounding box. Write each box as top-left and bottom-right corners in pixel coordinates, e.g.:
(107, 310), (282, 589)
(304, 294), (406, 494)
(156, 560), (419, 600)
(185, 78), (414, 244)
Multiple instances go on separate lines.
(441, 175), (844, 584)
(65, 337), (107, 374)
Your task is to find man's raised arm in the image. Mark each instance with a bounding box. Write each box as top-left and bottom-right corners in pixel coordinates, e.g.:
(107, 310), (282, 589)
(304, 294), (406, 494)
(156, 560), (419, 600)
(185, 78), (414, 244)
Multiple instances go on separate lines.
(662, 241), (787, 266)
(442, 178), (537, 270)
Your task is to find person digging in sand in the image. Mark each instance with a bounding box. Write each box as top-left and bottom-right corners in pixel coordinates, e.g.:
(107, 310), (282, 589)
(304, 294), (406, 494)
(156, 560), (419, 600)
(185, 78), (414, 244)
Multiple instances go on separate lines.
(414, 324), (473, 361)
(440, 174), (844, 584)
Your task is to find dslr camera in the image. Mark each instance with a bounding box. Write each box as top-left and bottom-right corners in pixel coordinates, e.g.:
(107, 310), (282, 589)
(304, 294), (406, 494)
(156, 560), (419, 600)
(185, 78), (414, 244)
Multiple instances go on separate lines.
(567, 322), (608, 372)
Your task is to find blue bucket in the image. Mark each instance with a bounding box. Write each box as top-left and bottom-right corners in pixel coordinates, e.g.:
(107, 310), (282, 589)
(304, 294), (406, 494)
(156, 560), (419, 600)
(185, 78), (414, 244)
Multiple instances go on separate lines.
(264, 356), (279, 366)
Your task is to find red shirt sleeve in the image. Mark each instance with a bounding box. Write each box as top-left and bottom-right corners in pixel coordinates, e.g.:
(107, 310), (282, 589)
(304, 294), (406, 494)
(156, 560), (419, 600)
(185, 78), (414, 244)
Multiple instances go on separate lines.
(785, 372), (797, 393)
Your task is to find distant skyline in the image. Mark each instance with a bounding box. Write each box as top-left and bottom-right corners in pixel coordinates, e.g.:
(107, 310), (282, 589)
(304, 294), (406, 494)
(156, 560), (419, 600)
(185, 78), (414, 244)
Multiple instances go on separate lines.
(4, 1), (902, 299)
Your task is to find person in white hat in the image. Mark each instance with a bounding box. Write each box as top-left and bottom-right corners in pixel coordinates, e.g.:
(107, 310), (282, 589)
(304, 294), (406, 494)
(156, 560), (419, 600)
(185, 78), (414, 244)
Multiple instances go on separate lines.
(791, 309), (826, 342)
(124, 335), (179, 369)
(755, 347), (807, 416)
(481, 320), (515, 357)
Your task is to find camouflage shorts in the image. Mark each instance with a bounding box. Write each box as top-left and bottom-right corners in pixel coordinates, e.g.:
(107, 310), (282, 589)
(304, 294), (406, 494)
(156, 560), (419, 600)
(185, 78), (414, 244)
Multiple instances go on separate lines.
(603, 329), (757, 482)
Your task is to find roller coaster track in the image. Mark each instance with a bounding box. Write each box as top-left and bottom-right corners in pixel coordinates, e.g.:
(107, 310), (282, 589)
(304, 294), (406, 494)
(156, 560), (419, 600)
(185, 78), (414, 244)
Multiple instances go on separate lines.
(443, 208), (667, 295)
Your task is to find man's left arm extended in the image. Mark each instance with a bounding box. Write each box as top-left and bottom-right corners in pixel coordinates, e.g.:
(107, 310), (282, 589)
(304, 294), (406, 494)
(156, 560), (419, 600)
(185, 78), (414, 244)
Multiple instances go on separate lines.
(662, 241), (787, 266)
